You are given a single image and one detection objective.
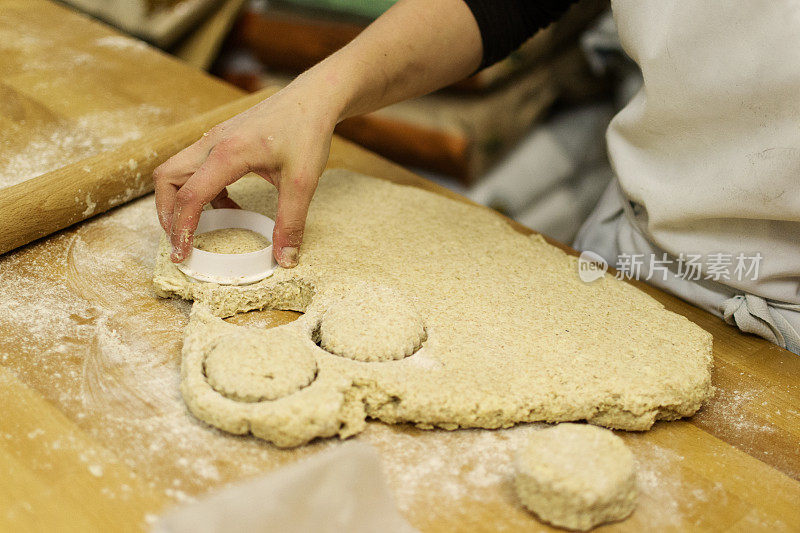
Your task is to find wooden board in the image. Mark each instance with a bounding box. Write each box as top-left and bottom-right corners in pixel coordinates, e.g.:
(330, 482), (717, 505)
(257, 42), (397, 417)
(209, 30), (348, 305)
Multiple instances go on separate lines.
(0, 0), (241, 190)
(1, 2), (799, 532)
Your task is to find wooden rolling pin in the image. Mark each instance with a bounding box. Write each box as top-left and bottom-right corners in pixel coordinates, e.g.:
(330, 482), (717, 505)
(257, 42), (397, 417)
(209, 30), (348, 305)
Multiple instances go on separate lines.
(0, 86), (279, 256)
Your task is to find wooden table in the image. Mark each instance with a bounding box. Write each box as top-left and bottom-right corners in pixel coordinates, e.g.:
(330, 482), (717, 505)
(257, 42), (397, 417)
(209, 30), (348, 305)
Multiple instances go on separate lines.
(1, 2), (798, 532)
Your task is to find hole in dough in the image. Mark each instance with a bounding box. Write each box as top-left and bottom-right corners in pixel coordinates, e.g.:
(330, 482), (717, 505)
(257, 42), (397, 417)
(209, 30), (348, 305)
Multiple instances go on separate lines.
(203, 332), (317, 402)
(316, 284), (427, 362)
(224, 309), (303, 329)
(193, 228), (270, 254)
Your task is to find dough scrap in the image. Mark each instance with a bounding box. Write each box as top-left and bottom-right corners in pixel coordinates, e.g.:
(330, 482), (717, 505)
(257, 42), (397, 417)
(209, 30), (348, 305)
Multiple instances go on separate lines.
(514, 423), (637, 531)
(153, 169), (714, 448)
(318, 283), (426, 362)
(193, 228), (270, 254)
(204, 331), (316, 402)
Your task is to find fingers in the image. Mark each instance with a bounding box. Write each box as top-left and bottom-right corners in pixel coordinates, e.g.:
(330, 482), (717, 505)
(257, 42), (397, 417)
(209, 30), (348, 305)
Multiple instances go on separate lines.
(154, 173), (178, 232)
(168, 141), (250, 262)
(273, 169), (318, 268)
(153, 133), (214, 232)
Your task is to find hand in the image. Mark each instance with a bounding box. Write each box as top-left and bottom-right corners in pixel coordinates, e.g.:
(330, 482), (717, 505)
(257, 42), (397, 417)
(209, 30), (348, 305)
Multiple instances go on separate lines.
(153, 84), (335, 268)
(154, 0), (481, 268)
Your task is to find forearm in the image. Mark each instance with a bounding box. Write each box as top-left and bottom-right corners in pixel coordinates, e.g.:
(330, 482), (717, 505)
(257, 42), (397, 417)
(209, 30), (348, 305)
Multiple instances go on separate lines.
(156, 0), (576, 267)
(287, 0), (483, 124)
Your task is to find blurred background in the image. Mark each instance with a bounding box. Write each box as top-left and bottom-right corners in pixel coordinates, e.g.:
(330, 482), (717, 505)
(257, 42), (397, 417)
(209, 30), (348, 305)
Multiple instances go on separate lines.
(61, 0), (642, 245)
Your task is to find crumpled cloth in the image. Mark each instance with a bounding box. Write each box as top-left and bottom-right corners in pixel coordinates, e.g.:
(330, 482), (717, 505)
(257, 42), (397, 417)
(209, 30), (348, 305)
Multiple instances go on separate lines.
(575, 179), (800, 356)
(722, 294), (800, 354)
(153, 442), (416, 533)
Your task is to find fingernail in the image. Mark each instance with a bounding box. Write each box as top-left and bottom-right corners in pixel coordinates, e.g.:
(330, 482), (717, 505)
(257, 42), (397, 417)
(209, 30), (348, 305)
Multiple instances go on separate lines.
(280, 247), (298, 268)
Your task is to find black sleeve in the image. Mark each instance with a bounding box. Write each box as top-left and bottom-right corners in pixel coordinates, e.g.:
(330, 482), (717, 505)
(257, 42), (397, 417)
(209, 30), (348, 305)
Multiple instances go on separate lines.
(462, 0), (580, 70)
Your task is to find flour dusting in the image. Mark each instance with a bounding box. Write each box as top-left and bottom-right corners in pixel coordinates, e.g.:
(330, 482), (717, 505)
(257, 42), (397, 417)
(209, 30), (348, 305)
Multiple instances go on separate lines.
(94, 35), (150, 52)
(0, 105), (166, 190)
(0, 197), (318, 510)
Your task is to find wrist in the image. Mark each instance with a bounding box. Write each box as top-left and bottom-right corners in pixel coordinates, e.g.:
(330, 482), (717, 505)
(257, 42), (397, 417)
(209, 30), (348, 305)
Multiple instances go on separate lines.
(290, 61), (355, 128)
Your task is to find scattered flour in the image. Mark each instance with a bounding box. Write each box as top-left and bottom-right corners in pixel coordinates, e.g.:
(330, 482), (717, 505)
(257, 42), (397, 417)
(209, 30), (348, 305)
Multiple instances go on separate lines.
(0, 197), (315, 506)
(362, 423), (545, 511)
(94, 35), (150, 52)
(692, 382), (798, 479)
(0, 105), (166, 190)
(82, 194), (97, 217)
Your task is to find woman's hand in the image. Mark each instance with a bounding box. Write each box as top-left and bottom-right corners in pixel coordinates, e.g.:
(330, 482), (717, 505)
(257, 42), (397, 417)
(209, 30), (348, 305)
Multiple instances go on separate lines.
(153, 82), (335, 268)
(153, 0), (481, 268)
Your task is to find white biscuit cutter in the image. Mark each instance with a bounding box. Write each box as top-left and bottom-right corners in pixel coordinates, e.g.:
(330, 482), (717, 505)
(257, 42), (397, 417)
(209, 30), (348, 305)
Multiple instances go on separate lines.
(177, 208), (277, 286)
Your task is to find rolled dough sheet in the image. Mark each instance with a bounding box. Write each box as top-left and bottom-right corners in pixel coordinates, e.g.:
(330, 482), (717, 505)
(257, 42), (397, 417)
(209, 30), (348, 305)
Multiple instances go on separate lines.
(153, 169), (713, 448)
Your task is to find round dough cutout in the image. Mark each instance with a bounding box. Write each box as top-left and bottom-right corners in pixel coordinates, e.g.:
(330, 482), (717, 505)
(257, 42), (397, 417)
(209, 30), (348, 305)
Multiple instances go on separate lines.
(515, 423), (637, 531)
(204, 332), (316, 402)
(318, 284), (426, 362)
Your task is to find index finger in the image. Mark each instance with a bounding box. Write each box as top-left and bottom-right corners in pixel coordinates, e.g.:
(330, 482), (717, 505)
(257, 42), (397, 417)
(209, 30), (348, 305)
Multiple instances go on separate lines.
(153, 133), (214, 231)
(168, 142), (250, 262)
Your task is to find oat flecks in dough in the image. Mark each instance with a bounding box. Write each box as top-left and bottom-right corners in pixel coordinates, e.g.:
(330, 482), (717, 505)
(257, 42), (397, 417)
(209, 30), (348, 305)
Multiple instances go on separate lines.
(204, 331), (317, 402)
(318, 283), (426, 362)
(193, 228), (270, 254)
(515, 424), (638, 531)
(153, 169), (714, 448)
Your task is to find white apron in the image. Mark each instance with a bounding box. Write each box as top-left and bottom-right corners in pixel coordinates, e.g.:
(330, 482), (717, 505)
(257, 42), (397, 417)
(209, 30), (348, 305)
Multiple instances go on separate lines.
(574, 1), (800, 353)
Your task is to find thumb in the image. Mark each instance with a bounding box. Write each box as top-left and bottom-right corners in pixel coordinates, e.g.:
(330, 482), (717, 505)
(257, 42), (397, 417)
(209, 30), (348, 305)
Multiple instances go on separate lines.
(273, 170), (318, 268)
